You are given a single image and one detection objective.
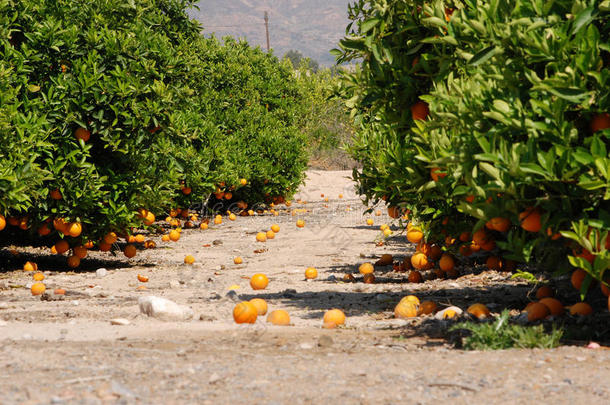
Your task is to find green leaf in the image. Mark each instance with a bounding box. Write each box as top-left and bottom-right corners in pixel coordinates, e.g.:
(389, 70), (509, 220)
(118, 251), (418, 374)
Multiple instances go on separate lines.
(468, 46), (500, 66)
(570, 6), (597, 36)
(360, 18), (381, 34)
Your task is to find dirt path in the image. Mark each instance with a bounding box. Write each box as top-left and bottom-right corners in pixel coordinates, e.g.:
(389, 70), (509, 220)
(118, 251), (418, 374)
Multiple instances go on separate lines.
(1, 170), (609, 404)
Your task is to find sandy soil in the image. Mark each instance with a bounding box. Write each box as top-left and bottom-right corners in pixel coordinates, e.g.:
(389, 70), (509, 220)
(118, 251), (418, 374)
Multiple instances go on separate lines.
(1, 170), (609, 404)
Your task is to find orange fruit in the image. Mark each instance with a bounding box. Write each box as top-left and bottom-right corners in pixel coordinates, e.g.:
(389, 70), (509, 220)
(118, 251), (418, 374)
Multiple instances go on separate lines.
(439, 254), (455, 272)
(526, 302), (550, 321)
(591, 112), (610, 132)
(490, 217), (511, 232)
(338, 194), (343, 199)
(406, 228), (423, 244)
(323, 309), (346, 327)
(224, 192), (233, 200)
(169, 230), (180, 242)
(480, 240), (496, 251)
(161, 234), (170, 242)
(184, 255), (195, 265)
(54, 240), (70, 255)
(66, 222), (82, 237)
(546, 227), (562, 240)
(570, 269), (587, 291)
(394, 301), (418, 318)
(271, 224), (280, 233)
(408, 270), (423, 283)
(305, 267), (318, 279)
(234, 257), (243, 265)
(249, 298), (267, 316)
(358, 262), (374, 275)
(33, 272), (44, 281)
(240, 178), (248, 186)
(266, 230), (275, 239)
(74, 127), (90, 142)
(181, 186), (192, 195)
(418, 300), (437, 315)
(137, 274), (149, 282)
(229, 213), (236, 221)
(600, 277), (610, 297)
(296, 219), (305, 228)
(250, 273), (269, 290)
(144, 240), (156, 249)
(375, 253), (393, 266)
(472, 229), (489, 245)
(267, 310), (291, 326)
(445, 235), (456, 246)
(459, 231), (471, 242)
(486, 256), (502, 270)
(519, 207), (542, 233)
(428, 245), (442, 261)
(50, 189), (62, 200)
(411, 101), (429, 120)
(442, 309), (459, 319)
(31, 282), (46, 296)
(103, 232), (118, 244)
(400, 295), (420, 306)
(342, 273), (356, 282)
(134, 234), (145, 243)
(467, 303), (491, 319)
(200, 222), (209, 230)
(569, 302), (593, 316)
(539, 298), (564, 316)
(37, 224), (51, 236)
(214, 215), (222, 225)
(255, 232), (267, 242)
(67, 255), (80, 268)
(387, 206), (401, 218)
(233, 301), (258, 324)
(459, 245), (473, 257)
(535, 286), (554, 299)
(430, 167), (447, 181)
(99, 241), (112, 252)
(73, 246), (88, 259)
(411, 253), (428, 270)
(366, 218), (374, 226)
(23, 261), (37, 272)
(124, 244), (137, 258)
(0, 215), (6, 231)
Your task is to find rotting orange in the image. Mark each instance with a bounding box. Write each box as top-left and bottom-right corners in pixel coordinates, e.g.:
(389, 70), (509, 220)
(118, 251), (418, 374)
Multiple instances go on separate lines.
(363, 273), (376, 284)
(467, 303), (491, 319)
(375, 254), (393, 267)
(249, 298), (267, 316)
(267, 310), (291, 326)
(233, 301), (258, 324)
(408, 270), (423, 283)
(250, 273), (269, 290)
(23, 261), (37, 272)
(569, 302), (593, 316)
(161, 234), (170, 242)
(418, 301), (437, 315)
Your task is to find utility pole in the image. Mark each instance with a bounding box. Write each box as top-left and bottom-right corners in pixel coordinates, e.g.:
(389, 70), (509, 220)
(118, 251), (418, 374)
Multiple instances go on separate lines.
(264, 11), (270, 52)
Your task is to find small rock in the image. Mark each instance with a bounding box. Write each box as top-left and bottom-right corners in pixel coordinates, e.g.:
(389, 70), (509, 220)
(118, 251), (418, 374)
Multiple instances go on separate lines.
(212, 239), (223, 246)
(282, 289), (297, 298)
(96, 268), (108, 278)
(327, 275), (337, 282)
(300, 342), (314, 350)
(225, 290), (240, 302)
(318, 335), (333, 348)
(110, 380), (137, 398)
(0, 320), (7, 326)
(208, 373), (222, 384)
(138, 296), (194, 321)
(375, 293), (391, 302)
(169, 280), (180, 289)
(359, 252), (366, 258)
(0, 302), (9, 309)
(72, 300), (79, 306)
(209, 292), (222, 300)
(110, 318), (130, 326)
(199, 314), (216, 321)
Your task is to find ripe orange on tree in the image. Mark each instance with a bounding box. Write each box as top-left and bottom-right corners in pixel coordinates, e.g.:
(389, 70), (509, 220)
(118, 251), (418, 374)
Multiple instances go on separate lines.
(67, 255), (80, 268)
(50, 189), (62, 200)
(54, 240), (70, 255)
(489, 217), (511, 232)
(430, 167), (447, 182)
(591, 112), (610, 133)
(387, 206), (401, 218)
(407, 227), (423, 244)
(519, 207), (542, 233)
(73, 246), (88, 259)
(411, 101), (429, 120)
(439, 254), (455, 272)
(74, 127), (90, 142)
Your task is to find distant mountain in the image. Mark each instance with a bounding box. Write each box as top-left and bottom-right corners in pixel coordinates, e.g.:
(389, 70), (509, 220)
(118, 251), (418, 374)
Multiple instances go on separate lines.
(189, 0), (352, 66)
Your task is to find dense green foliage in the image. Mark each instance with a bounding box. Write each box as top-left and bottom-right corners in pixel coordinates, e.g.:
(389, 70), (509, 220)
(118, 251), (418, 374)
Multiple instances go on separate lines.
(0, 0), (307, 249)
(335, 0), (610, 291)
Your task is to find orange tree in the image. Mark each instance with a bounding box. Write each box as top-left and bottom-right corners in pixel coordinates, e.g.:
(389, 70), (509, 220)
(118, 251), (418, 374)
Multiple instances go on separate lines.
(0, 0), (308, 256)
(335, 0), (610, 295)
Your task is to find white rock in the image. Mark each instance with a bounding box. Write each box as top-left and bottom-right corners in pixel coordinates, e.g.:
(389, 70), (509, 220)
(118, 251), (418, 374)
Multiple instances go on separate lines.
(110, 318), (130, 326)
(168, 280), (180, 289)
(138, 296), (194, 321)
(434, 306), (463, 320)
(0, 302), (9, 310)
(96, 268), (108, 278)
(0, 320), (7, 326)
